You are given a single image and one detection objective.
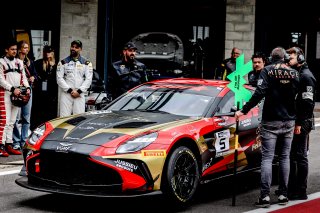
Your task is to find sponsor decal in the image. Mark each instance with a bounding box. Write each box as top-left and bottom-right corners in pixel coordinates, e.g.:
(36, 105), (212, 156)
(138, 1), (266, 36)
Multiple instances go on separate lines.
(87, 122), (107, 126)
(78, 126), (95, 130)
(240, 118), (252, 127)
(267, 68), (299, 79)
(280, 80), (290, 84)
(215, 152), (225, 157)
(142, 150), (166, 157)
(202, 157), (213, 172)
(87, 110), (112, 115)
(114, 159), (138, 172)
(56, 143), (73, 152)
(302, 92), (313, 100)
(65, 136), (80, 140)
(307, 86), (313, 92)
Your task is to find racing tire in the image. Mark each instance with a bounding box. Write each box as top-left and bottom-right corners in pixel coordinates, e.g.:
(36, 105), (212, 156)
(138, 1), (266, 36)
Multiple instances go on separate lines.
(162, 146), (200, 206)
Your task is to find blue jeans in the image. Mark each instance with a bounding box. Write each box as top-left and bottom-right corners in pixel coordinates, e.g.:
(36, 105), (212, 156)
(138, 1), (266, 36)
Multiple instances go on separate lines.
(13, 92), (32, 149)
(259, 120), (295, 198)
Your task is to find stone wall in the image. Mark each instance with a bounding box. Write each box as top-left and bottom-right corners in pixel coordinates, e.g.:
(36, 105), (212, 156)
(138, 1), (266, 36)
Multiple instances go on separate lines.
(225, 0), (255, 62)
(60, 0), (98, 68)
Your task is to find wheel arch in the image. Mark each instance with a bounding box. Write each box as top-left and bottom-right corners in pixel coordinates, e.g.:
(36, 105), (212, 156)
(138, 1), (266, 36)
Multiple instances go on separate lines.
(160, 137), (202, 189)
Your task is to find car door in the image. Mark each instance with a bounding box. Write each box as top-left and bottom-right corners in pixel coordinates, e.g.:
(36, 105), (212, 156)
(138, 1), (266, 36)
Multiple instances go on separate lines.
(214, 89), (262, 172)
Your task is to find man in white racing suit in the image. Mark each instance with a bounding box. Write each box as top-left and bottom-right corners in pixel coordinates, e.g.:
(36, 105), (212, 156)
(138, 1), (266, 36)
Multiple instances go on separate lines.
(57, 40), (93, 117)
(0, 40), (30, 157)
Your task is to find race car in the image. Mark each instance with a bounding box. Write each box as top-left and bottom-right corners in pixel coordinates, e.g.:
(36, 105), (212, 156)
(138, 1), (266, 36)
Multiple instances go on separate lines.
(16, 78), (263, 205)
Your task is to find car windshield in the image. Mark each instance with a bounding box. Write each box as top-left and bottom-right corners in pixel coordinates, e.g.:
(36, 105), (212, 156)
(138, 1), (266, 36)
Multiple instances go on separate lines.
(107, 83), (220, 117)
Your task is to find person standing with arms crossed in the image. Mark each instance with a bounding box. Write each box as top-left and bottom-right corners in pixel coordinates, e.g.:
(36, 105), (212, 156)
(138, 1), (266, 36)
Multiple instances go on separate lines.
(56, 40), (93, 117)
(235, 47), (299, 207)
(286, 47), (317, 200)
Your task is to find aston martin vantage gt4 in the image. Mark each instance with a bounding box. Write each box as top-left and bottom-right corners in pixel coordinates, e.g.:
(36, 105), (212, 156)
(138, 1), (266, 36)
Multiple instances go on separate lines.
(16, 78), (263, 205)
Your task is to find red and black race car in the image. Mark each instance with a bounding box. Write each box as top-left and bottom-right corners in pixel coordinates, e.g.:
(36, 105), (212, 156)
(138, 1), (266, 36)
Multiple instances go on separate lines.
(16, 78), (263, 205)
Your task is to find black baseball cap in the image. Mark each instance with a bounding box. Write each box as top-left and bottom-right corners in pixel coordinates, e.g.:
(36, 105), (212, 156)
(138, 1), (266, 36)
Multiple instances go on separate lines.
(43, 45), (54, 53)
(71, 40), (83, 48)
(123, 42), (137, 50)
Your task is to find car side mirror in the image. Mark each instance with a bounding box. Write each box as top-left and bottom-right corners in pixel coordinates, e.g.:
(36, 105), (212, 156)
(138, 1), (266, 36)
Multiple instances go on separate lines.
(214, 106), (236, 117)
(230, 106), (238, 112)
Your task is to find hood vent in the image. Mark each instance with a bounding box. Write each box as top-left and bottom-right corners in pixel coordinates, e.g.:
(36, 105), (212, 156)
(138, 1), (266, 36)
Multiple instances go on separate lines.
(113, 121), (156, 128)
(66, 116), (87, 126)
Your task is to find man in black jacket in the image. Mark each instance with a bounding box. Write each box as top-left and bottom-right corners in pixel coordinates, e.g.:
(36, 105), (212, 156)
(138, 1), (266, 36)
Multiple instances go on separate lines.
(214, 47), (241, 80)
(286, 47), (317, 200)
(235, 47), (300, 207)
(109, 42), (147, 99)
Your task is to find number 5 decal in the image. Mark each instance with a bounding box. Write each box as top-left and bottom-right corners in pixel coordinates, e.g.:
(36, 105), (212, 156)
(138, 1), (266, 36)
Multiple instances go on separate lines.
(214, 130), (230, 152)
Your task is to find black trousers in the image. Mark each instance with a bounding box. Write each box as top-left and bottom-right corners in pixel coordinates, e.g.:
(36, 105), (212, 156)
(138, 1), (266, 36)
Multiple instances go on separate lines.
(288, 124), (311, 195)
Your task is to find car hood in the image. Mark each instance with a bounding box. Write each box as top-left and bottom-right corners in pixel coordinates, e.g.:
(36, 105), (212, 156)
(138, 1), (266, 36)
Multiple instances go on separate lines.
(45, 110), (197, 147)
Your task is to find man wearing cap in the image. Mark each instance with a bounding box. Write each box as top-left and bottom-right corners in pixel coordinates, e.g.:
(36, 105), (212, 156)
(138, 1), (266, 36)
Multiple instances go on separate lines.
(109, 42), (147, 99)
(56, 40), (93, 117)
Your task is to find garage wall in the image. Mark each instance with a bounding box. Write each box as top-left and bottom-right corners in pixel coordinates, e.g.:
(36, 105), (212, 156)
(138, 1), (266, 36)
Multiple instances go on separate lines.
(60, 0), (98, 68)
(225, 0), (256, 62)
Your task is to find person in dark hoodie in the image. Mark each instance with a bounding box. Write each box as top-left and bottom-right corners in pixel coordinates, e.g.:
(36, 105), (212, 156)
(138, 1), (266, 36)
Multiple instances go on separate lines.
(109, 42), (147, 99)
(235, 47), (300, 208)
(286, 47), (317, 201)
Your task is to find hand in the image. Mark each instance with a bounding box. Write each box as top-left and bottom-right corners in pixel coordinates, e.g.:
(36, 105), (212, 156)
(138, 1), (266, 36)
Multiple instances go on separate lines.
(29, 76), (35, 83)
(294, 125), (301, 135)
(13, 88), (21, 96)
(26, 88), (31, 95)
(71, 89), (80, 98)
(235, 110), (244, 121)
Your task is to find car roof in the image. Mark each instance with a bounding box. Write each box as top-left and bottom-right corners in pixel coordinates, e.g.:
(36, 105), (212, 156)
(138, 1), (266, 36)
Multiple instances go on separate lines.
(147, 78), (255, 90)
(147, 78), (229, 88)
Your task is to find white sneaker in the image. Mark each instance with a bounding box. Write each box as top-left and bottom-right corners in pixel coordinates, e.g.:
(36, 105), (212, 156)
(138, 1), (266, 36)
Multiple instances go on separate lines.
(13, 145), (21, 150)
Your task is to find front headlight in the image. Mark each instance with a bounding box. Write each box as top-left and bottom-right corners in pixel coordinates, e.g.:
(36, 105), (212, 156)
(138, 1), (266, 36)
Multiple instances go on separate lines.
(116, 132), (158, 154)
(28, 124), (45, 145)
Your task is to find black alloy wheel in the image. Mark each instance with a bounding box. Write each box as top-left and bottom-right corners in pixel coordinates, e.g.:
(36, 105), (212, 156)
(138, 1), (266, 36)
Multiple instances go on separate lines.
(164, 146), (200, 205)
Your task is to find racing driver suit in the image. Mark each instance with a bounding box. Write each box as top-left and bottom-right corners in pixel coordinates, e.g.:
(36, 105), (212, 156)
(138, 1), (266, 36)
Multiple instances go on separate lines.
(57, 55), (93, 117)
(0, 57), (30, 147)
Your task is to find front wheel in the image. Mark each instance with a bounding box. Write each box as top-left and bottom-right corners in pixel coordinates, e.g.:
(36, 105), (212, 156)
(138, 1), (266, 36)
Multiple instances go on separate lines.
(162, 146), (200, 205)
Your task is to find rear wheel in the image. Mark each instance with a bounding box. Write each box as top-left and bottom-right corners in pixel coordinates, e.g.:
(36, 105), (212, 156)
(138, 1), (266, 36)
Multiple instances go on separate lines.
(162, 146), (200, 205)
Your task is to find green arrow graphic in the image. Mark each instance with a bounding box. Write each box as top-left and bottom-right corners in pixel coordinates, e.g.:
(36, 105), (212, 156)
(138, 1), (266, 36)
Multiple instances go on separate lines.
(227, 54), (252, 109)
